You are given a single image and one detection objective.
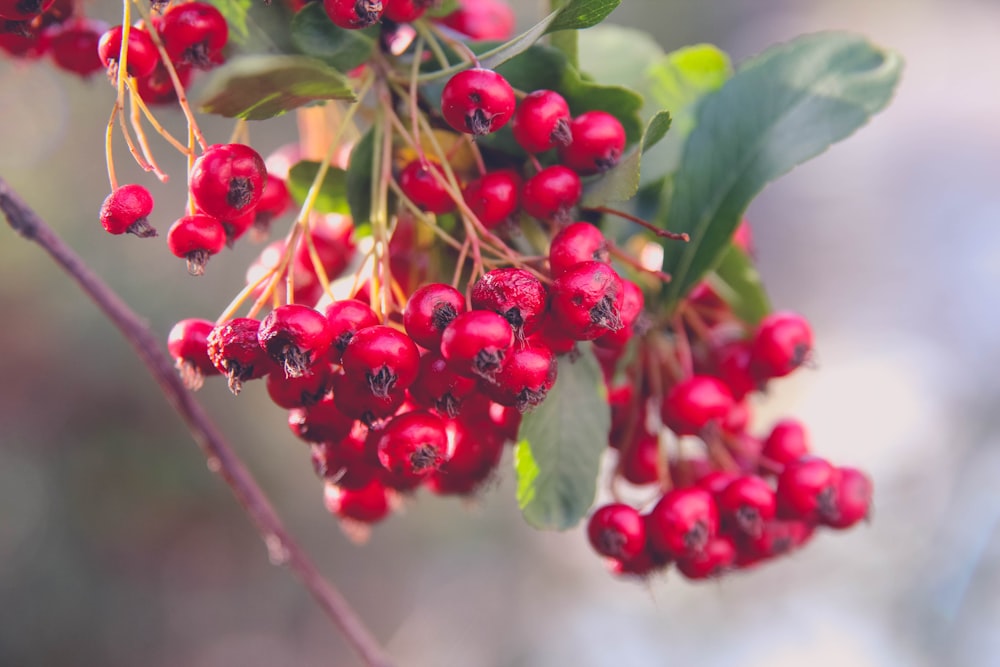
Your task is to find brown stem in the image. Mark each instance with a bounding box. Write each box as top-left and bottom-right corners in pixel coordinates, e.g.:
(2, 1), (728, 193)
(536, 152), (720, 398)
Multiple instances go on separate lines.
(0, 177), (395, 667)
(586, 205), (690, 242)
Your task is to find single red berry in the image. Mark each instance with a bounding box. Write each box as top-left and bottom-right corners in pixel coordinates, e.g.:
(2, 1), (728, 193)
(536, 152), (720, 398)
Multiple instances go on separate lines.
(607, 543), (671, 579)
(675, 535), (737, 580)
(266, 363), (333, 409)
(440, 310), (514, 381)
(167, 318), (220, 390)
(325, 300), (380, 363)
(528, 317), (577, 356)
(167, 214), (226, 276)
(723, 398), (751, 435)
(134, 60), (192, 105)
(742, 519), (815, 562)
(621, 431), (660, 486)
(409, 352), (477, 417)
(341, 325), (420, 398)
(482, 344), (557, 412)
(0, 29), (45, 58)
(646, 487), (719, 558)
(587, 504), (646, 561)
(160, 1), (227, 69)
(824, 466), (872, 529)
(558, 111), (627, 175)
(398, 160), (455, 214)
(403, 283), (466, 350)
(383, 0), (431, 22)
(711, 341), (756, 399)
(549, 260), (625, 341)
(331, 371), (406, 425)
(512, 89), (572, 154)
(441, 67), (515, 136)
(426, 415), (503, 495)
(0, 0), (54, 22)
(323, 0), (384, 29)
(324, 479), (390, 524)
(208, 317), (272, 394)
(462, 169), (520, 229)
(521, 165), (581, 222)
(98, 25), (159, 78)
(717, 475), (777, 538)
(189, 143), (268, 221)
(776, 456), (840, 523)
(376, 410), (447, 481)
(438, 0), (514, 40)
(761, 418), (811, 470)
(661, 375), (734, 436)
(750, 311), (814, 380)
(470, 268), (548, 338)
(595, 279), (645, 349)
(46, 19), (105, 76)
(99, 184), (156, 237)
(288, 395), (355, 444)
(548, 221), (608, 277)
(252, 175), (292, 234)
(258, 304), (333, 378)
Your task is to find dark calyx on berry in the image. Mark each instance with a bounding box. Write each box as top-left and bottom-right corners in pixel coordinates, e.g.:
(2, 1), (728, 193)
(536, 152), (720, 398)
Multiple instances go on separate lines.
(473, 349), (503, 379)
(431, 302), (458, 332)
(590, 295), (624, 331)
(227, 176), (254, 210)
(355, 0), (383, 25)
(367, 365), (398, 399)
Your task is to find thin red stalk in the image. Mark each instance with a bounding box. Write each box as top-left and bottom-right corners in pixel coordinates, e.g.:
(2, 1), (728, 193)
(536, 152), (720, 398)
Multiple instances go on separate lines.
(587, 205), (690, 242)
(0, 177), (395, 667)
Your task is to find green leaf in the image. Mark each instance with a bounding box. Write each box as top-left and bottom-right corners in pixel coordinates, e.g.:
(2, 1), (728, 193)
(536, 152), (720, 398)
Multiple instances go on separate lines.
(290, 4), (377, 73)
(659, 32), (903, 312)
(514, 345), (610, 530)
(426, 0), (458, 18)
(345, 128), (375, 224)
(545, 0), (622, 33)
(198, 55), (355, 120)
(286, 162), (350, 215)
(206, 0), (253, 44)
(578, 24), (664, 93)
(582, 110), (671, 207)
(707, 245), (771, 325)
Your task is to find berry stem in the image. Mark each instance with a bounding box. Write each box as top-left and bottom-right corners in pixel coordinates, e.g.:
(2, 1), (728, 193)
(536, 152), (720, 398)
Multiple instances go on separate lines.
(0, 177), (397, 667)
(425, 21), (480, 68)
(128, 87), (175, 182)
(105, 105), (120, 191)
(125, 77), (190, 155)
(117, 99), (155, 173)
(607, 242), (673, 284)
(586, 205), (690, 242)
(414, 20), (450, 70)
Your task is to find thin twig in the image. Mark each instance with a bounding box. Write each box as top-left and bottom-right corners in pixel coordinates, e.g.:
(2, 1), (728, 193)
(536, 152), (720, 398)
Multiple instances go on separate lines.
(0, 177), (395, 667)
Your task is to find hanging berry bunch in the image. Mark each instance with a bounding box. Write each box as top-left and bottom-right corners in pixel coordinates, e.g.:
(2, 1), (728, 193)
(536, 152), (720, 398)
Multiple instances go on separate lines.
(2, 0), (902, 580)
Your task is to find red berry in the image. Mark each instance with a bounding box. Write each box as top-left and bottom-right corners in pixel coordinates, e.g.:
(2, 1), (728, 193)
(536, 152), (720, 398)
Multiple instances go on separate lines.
(323, 0), (384, 29)
(521, 165), (581, 222)
(253, 175), (292, 233)
(558, 111), (627, 175)
(134, 60), (192, 106)
(403, 283), (466, 350)
(189, 143), (268, 221)
(440, 310), (514, 381)
(409, 352), (477, 417)
(548, 221), (608, 277)
(549, 261), (625, 341)
(620, 431), (660, 486)
(167, 214), (226, 276)
(646, 487), (719, 558)
(441, 68), (515, 136)
(470, 268), (548, 338)
(742, 519), (815, 562)
(160, 1), (227, 69)
(776, 456), (839, 523)
(661, 375), (734, 436)
(762, 419), (811, 469)
(331, 371), (406, 425)
(208, 318), (273, 394)
(0, 0), (54, 22)
(383, 0), (431, 22)
(376, 410), (447, 481)
(98, 25), (159, 78)
(711, 341), (756, 399)
(324, 479), (390, 524)
(676, 535), (737, 580)
(462, 169), (520, 229)
(340, 325), (420, 397)
(438, 0), (514, 40)
(426, 415), (503, 495)
(696, 470), (740, 496)
(587, 504), (646, 561)
(167, 318), (220, 390)
(288, 395), (355, 444)
(512, 89), (572, 154)
(258, 305), (333, 378)
(750, 311), (814, 380)
(482, 344), (557, 412)
(824, 466), (872, 529)
(266, 363), (333, 409)
(0, 29), (45, 59)
(595, 279), (644, 349)
(717, 475), (777, 538)
(99, 184), (156, 237)
(46, 19), (105, 76)
(398, 160), (455, 214)
(325, 300), (380, 363)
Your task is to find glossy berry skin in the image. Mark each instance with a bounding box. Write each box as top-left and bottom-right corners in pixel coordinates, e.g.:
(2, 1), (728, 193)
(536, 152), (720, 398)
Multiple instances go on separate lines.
(0, 0), (54, 22)
(160, 2), (227, 69)
(323, 0), (384, 29)
(439, 0), (514, 40)
(647, 488), (719, 558)
(324, 479), (390, 524)
(167, 214), (226, 276)
(587, 504), (646, 561)
(376, 410), (447, 481)
(441, 68), (516, 136)
(208, 317), (272, 394)
(189, 143), (268, 221)
(559, 111), (627, 175)
(482, 344), (557, 412)
(134, 61), (192, 105)
(167, 318), (220, 389)
(512, 89), (572, 154)
(548, 222), (608, 277)
(750, 311), (814, 380)
(549, 261), (625, 341)
(98, 26), (159, 78)
(521, 165), (581, 222)
(762, 418), (811, 469)
(288, 395), (354, 444)
(621, 432), (660, 486)
(383, 0), (430, 22)
(409, 352), (477, 417)
(325, 300), (380, 363)
(471, 268), (547, 338)
(266, 364), (333, 409)
(595, 279), (644, 349)
(776, 456), (840, 523)
(676, 535), (737, 580)
(331, 372), (406, 425)
(341, 326), (420, 398)
(427, 416), (503, 496)
(463, 170), (520, 229)
(718, 475), (777, 538)
(824, 466), (872, 529)
(99, 184), (156, 237)
(398, 161), (455, 214)
(258, 304), (333, 378)
(661, 375), (735, 436)
(47, 19), (105, 76)
(440, 310), (514, 381)
(403, 283), (466, 350)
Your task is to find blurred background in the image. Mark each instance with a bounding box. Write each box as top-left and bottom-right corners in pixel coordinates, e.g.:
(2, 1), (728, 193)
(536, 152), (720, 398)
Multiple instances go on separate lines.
(2, 0), (999, 665)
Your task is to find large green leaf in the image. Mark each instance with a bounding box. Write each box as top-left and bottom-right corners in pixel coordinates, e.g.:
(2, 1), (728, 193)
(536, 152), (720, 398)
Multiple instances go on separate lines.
(287, 162), (350, 215)
(515, 345), (610, 530)
(707, 245), (771, 325)
(582, 110), (671, 207)
(198, 55), (355, 120)
(290, 4), (376, 73)
(659, 32), (903, 311)
(578, 24), (664, 93)
(345, 128), (375, 225)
